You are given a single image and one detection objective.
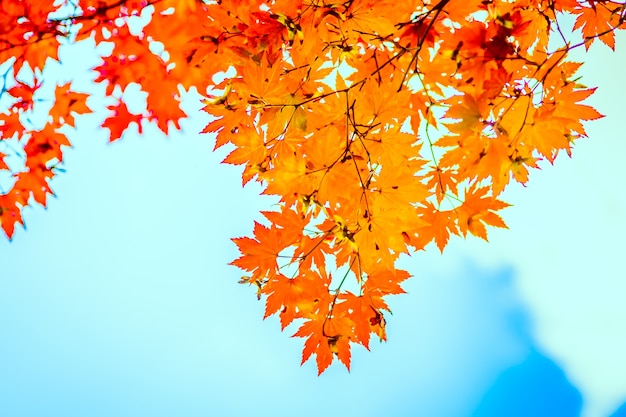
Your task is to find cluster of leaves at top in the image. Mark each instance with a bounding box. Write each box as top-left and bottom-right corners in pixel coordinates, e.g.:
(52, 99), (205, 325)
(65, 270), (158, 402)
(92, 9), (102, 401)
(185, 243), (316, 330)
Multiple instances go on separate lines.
(0, 0), (623, 373)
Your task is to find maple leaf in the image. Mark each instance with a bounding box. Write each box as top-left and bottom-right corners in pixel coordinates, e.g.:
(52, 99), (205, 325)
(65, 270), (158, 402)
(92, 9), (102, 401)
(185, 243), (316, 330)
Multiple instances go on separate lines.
(103, 99), (144, 142)
(292, 234), (331, 279)
(7, 78), (41, 111)
(293, 313), (353, 374)
(550, 85), (604, 132)
(222, 126), (267, 168)
(49, 83), (91, 127)
(240, 54), (291, 105)
(263, 269), (329, 329)
(145, 83), (187, 134)
(263, 274), (306, 327)
(261, 208), (309, 248)
(425, 167), (458, 204)
(444, 94), (485, 134)
(4, 27), (61, 73)
(414, 203), (459, 252)
(0, 109), (24, 140)
(293, 317), (334, 374)
(0, 193), (24, 239)
(573, 4), (622, 50)
(337, 292), (377, 349)
(231, 222), (291, 282)
(456, 185), (510, 241)
(23, 123), (71, 169)
(13, 167), (55, 207)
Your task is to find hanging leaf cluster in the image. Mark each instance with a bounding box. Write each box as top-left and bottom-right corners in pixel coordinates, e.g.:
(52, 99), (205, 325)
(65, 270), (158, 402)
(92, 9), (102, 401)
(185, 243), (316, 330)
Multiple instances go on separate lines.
(1, 0), (624, 373)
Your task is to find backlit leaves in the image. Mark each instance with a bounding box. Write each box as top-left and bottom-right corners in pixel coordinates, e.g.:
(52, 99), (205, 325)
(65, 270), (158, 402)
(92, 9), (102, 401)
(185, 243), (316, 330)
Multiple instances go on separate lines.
(1, 0), (624, 374)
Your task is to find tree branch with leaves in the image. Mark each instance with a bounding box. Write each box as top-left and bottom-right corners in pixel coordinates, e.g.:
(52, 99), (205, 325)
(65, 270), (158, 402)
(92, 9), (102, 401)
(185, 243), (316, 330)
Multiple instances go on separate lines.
(1, 0), (624, 374)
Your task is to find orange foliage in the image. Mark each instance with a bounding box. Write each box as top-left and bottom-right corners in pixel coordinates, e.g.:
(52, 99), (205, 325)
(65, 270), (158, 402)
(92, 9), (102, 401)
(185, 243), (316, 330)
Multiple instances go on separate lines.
(1, 0), (624, 374)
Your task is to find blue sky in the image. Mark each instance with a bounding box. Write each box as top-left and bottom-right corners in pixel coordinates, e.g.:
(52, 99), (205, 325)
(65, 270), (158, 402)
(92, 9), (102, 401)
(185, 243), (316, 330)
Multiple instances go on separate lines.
(1, 12), (626, 417)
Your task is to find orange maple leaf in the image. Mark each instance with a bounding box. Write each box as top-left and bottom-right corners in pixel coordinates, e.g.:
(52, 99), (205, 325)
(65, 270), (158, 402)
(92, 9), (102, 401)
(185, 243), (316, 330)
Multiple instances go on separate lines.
(13, 167), (55, 207)
(456, 185), (510, 241)
(103, 99), (144, 142)
(7, 78), (41, 110)
(573, 4), (622, 50)
(0, 193), (24, 239)
(0, 109), (24, 140)
(414, 203), (459, 252)
(23, 123), (71, 169)
(293, 313), (353, 374)
(49, 83), (91, 127)
(231, 222), (291, 282)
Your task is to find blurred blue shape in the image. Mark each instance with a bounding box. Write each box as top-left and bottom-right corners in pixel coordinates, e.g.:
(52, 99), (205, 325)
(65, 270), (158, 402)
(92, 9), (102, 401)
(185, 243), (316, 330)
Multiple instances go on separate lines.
(610, 402), (626, 417)
(472, 349), (582, 417)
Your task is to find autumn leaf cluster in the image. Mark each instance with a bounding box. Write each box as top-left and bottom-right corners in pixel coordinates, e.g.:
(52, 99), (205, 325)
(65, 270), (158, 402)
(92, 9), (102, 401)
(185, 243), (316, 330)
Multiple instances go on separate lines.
(1, 0), (624, 374)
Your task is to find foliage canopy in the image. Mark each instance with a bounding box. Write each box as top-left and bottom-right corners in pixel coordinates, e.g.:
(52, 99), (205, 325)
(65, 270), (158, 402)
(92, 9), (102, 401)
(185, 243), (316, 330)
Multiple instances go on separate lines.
(1, 0), (624, 373)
